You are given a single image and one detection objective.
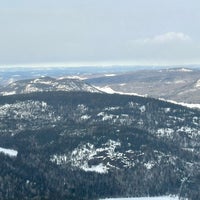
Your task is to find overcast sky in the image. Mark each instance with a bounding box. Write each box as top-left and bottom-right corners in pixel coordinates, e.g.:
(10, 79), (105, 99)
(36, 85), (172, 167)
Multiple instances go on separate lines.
(1, 0), (200, 67)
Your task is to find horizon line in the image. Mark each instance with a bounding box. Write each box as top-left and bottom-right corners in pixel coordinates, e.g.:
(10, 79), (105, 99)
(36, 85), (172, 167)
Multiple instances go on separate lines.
(0, 62), (200, 69)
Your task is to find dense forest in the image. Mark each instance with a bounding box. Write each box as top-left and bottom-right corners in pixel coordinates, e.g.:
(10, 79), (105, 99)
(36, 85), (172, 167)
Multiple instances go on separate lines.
(0, 91), (200, 199)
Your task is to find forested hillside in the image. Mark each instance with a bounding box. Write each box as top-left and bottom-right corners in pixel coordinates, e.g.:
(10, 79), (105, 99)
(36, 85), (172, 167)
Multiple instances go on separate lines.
(0, 91), (199, 199)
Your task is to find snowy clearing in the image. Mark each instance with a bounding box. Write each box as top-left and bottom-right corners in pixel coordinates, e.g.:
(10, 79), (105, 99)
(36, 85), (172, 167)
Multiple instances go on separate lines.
(0, 147), (18, 157)
(104, 74), (117, 77)
(95, 86), (146, 97)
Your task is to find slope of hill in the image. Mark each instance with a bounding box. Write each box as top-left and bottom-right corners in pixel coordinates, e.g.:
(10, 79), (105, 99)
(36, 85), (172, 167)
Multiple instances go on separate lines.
(0, 91), (199, 199)
(0, 76), (100, 96)
(86, 68), (200, 104)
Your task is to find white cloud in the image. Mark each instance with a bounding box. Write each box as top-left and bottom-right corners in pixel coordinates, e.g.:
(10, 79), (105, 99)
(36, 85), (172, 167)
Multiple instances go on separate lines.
(125, 31), (200, 65)
(134, 32), (191, 44)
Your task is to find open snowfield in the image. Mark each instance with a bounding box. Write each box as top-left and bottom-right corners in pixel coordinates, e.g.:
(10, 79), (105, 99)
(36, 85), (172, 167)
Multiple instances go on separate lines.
(100, 196), (179, 200)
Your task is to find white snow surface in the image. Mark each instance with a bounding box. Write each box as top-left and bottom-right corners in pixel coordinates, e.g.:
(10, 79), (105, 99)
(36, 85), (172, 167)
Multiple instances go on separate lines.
(104, 74), (117, 77)
(1, 91), (16, 96)
(82, 163), (109, 174)
(167, 68), (192, 72)
(95, 86), (116, 94)
(159, 98), (200, 110)
(58, 76), (87, 80)
(195, 79), (200, 88)
(95, 86), (146, 97)
(100, 196), (179, 200)
(0, 147), (18, 157)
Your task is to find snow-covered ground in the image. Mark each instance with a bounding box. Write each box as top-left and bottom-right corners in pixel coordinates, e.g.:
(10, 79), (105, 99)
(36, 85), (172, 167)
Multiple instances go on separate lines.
(100, 196), (179, 200)
(159, 98), (200, 110)
(0, 147), (18, 157)
(104, 74), (117, 77)
(95, 86), (146, 97)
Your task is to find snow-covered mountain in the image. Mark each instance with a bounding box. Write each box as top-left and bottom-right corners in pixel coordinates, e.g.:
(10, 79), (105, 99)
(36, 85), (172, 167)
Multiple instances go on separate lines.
(86, 67), (200, 104)
(0, 76), (100, 96)
(0, 91), (199, 199)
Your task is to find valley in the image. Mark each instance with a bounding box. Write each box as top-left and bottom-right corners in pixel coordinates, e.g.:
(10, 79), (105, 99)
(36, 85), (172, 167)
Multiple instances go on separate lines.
(86, 68), (200, 104)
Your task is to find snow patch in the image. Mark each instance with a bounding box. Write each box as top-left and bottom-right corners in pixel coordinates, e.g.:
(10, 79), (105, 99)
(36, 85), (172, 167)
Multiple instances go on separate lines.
(144, 161), (155, 170)
(104, 74), (117, 77)
(96, 86), (147, 97)
(25, 84), (42, 93)
(174, 80), (186, 84)
(2, 91), (16, 96)
(0, 147), (18, 157)
(100, 196), (179, 200)
(77, 104), (88, 113)
(179, 68), (193, 72)
(157, 128), (174, 137)
(164, 108), (171, 113)
(159, 98), (200, 110)
(82, 163), (109, 174)
(95, 86), (116, 94)
(167, 68), (193, 72)
(139, 105), (146, 113)
(50, 140), (125, 173)
(50, 155), (68, 165)
(104, 106), (120, 111)
(81, 115), (91, 120)
(102, 114), (115, 121)
(119, 83), (126, 86)
(195, 79), (200, 88)
(58, 76), (87, 80)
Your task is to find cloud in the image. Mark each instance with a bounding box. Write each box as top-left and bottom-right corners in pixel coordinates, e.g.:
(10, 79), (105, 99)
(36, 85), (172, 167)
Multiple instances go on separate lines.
(124, 31), (200, 65)
(134, 32), (191, 44)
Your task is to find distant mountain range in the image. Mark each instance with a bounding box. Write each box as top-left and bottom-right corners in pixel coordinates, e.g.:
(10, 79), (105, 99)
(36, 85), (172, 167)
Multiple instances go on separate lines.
(0, 66), (159, 85)
(0, 76), (100, 95)
(86, 68), (200, 104)
(1, 67), (200, 105)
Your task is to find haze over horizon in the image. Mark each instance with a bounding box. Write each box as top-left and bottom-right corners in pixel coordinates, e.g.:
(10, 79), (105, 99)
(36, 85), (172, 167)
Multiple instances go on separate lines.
(1, 0), (200, 67)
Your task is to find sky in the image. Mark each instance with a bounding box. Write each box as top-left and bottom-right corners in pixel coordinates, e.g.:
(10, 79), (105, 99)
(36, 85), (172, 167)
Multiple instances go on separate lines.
(1, 0), (200, 67)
